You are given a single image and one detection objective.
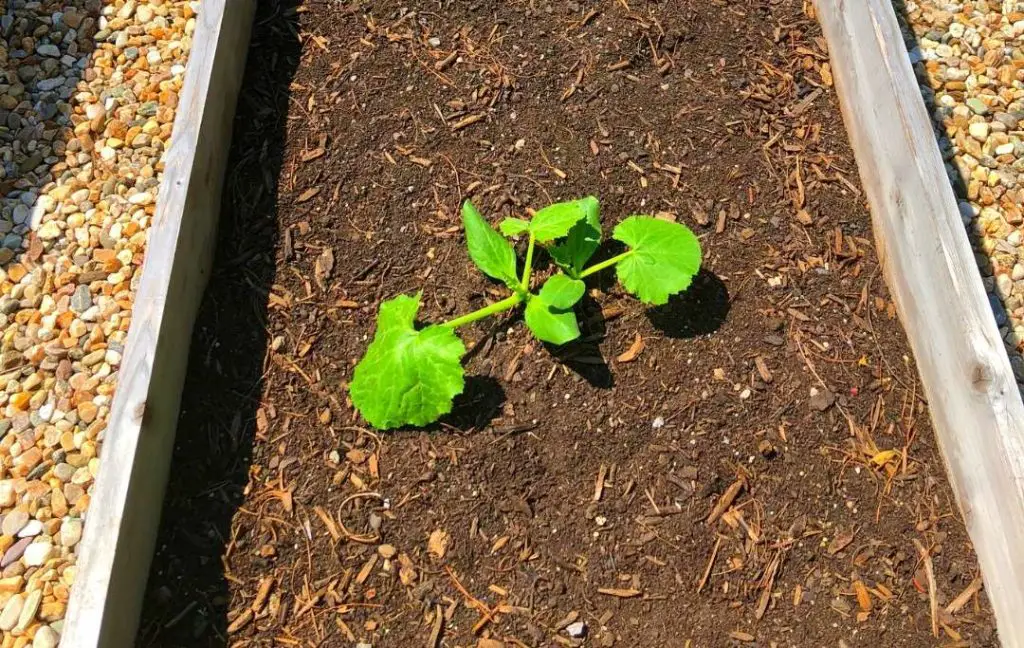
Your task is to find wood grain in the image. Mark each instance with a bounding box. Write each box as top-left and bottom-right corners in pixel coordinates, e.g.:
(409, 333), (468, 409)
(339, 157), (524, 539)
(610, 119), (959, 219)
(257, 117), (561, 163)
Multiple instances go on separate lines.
(814, 0), (1024, 645)
(61, 1), (256, 646)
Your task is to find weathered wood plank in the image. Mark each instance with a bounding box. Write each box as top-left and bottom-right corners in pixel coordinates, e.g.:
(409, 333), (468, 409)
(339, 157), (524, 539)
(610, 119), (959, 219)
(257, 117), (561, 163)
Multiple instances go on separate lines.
(61, 1), (256, 646)
(814, 0), (1024, 644)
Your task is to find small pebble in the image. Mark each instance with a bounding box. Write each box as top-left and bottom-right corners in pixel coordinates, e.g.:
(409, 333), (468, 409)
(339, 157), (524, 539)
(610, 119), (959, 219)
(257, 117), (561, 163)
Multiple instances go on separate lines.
(566, 621), (588, 638)
(17, 519), (43, 538)
(22, 541), (53, 568)
(2, 510), (28, 537)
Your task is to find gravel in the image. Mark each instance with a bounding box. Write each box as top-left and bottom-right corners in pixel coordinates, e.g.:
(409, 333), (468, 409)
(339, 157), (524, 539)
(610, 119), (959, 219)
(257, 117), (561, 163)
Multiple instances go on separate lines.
(0, 0), (196, 641)
(898, 0), (1024, 382)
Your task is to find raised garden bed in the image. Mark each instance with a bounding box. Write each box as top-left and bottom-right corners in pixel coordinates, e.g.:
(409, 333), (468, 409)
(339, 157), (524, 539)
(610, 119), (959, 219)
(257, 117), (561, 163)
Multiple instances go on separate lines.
(0, 1), (255, 647)
(120, 0), (1021, 646)
(57, 1), (255, 646)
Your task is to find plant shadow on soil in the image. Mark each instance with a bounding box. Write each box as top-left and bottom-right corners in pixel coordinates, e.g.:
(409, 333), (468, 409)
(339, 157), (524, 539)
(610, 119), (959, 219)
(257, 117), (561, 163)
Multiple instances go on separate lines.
(891, 0), (1024, 389)
(548, 258), (730, 388)
(135, 2), (301, 645)
(437, 375), (507, 431)
(646, 269), (731, 339)
(539, 255), (730, 390)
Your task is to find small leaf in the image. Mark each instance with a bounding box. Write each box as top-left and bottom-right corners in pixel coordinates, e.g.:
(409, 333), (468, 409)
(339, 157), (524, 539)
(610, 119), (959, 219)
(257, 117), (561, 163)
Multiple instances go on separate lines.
(613, 216), (702, 305)
(525, 297), (580, 345)
(499, 217), (531, 237)
(538, 274), (585, 309)
(349, 294), (466, 429)
(529, 197), (593, 242)
(549, 196), (601, 275)
(462, 200), (518, 286)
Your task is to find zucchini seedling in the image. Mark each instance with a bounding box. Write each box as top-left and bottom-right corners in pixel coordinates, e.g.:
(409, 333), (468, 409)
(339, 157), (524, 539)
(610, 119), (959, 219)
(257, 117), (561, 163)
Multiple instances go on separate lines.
(348, 196), (702, 429)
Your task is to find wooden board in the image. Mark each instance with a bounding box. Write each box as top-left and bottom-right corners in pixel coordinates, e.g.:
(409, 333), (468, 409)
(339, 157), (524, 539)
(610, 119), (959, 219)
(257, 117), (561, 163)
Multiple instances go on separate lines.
(814, 0), (1024, 644)
(60, 1), (256, 646)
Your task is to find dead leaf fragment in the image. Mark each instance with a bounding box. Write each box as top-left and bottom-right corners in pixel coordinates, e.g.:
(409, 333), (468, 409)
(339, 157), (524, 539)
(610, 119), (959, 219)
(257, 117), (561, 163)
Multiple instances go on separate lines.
(853, 580), (872, 612)
(616, 333), (645, 363)
(597, 587), (641, 598)
(820, 62), (834, 86)
(300, 147), (325, 162)
(706, 479), (744, 524)
(754, 356), (773, 383)
(428, 529), (450, 558)
(227, 608), (254, 634)
(827, 529), (855, 555)
(314, 247), (334, 289)
(729, 630), (755, 642)
(296, 186), (321, 203)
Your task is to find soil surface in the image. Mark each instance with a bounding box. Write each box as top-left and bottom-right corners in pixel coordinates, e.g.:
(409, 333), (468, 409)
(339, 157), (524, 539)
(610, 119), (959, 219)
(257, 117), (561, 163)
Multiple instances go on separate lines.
(138, 1), (997, 646)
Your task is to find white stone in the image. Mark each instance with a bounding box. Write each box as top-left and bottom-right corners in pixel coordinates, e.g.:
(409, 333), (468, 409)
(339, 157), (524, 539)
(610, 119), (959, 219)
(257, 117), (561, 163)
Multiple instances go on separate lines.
(998, 273), (1014, 298)
(17, 519), (43, 538)
(37, 222), (61, 240)
(128, 191), (153, 205)
(117, 0), (136, 19)
(22, 541), (54, 567)
(85, 103), (104, 121)
(0, 594), (23, 631)
(14, 589), (40, 633)
(0, 481), (16, 508)
(60, 518), (83, 547)
(968, 121), (990, 141)
(33, 626), (59, 648)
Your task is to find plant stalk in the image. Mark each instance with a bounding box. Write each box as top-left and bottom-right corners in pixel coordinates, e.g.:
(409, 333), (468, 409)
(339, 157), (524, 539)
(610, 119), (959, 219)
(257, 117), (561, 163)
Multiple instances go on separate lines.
(521, 232), (536, 290)
(579, 250), (634, 278)
(441, 293), (522, 329)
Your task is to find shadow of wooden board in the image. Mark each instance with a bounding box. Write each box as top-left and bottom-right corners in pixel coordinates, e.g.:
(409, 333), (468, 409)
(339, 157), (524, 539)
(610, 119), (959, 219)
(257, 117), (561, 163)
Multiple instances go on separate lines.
(60, 1), (257, 646)
(814, 0), (1024, 645)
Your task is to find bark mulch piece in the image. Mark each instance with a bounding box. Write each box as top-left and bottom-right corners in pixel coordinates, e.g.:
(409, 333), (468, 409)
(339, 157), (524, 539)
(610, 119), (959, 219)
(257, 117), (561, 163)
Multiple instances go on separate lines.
(137, 1), (997, 646)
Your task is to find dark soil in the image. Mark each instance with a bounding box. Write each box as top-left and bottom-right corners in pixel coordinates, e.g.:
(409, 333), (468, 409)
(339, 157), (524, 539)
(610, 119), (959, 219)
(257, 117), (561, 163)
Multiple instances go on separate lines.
(138, 1), (997, 646)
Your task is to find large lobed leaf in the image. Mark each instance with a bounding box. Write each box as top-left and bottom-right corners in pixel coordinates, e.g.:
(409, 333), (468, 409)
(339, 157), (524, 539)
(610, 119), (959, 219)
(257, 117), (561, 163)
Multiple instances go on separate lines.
(612, 216), (702, 306)
(462, 200), (518, 287)
(349, 294), (466, 429)
(548, 196), (602, 275)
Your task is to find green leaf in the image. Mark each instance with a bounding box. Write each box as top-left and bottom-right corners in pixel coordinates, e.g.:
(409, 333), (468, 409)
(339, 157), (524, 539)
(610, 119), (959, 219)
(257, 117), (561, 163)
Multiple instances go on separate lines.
(529, 197), (593, 242)
(549, 196), (601, 275)
(538, 274), (585, 309)
(349, 294), (466, 429)
(462, 200), (518, 286)
(612, 216), (702, 306)
(524, 297), (580, 345)
(499, 217), (531, 237)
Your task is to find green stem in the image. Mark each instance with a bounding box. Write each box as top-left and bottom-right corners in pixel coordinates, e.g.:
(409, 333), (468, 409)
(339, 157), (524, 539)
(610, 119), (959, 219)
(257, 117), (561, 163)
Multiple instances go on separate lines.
(579, 250), (634, 278)
(521, 232), (536, 290)
(441, 293), (522, 329)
